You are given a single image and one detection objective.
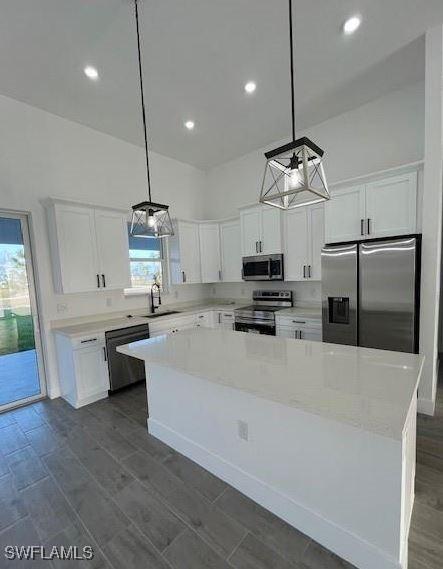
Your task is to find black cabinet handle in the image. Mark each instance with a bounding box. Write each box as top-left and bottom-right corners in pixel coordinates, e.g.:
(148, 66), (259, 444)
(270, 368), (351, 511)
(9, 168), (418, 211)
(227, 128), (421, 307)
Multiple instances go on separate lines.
(361, 219), (364, 236)
(308, 265), (311, 278)
(259, 241), (263, 253)
(103, 346), (107, 361)
(367, 218), (371, 235)
(303, 265), (306, 278)
(97, 274), (100, 288)
(182, 271), (186, 283)
(101, 274), (106, 288)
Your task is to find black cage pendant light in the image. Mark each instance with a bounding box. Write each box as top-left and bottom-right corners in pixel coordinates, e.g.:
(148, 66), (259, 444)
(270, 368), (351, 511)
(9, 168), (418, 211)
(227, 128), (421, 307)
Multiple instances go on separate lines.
(130, 0), (174, 238)
(259, 0), (330, 210)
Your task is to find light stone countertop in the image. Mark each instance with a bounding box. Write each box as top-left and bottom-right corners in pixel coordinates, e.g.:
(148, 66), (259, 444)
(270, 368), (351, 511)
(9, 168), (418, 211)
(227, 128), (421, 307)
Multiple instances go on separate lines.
(117, 327), (424, 440)
(51, 299), (247, 338)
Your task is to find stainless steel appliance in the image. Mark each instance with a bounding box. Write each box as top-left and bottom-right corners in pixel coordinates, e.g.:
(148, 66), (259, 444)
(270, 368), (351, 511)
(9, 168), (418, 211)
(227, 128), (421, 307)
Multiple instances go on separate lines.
(106, 324), (150, 391)
(322, 235), (421, 353)
(242, 254), (284, 281)
(234, 290), (293, 335)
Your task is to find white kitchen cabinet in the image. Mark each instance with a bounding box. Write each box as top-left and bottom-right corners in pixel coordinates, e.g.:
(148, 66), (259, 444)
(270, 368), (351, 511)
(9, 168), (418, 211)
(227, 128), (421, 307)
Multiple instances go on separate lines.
(325, 185), (366, 244)
(46, 199), (131, 294)
(214, 310), (235, 330)
(276, 315), (322, 342)
(94, 209), (132, 290)
(365, 172), (417, 238)
(54, 332), (109, 408)
(220, 220), (242, 282)
(284, 204), (324, 281)
(195, 311), (215, 328)
(199, 223), (221, 283)
(169, 220), (202, 284)
(240, 205), (282, 256)
(149, 311), (216, 337)
(325, 171), (417, 243)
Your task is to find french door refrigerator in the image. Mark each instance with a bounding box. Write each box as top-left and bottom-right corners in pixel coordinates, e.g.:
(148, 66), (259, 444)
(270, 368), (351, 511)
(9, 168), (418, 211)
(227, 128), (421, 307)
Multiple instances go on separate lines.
(321, 235), (421, 353)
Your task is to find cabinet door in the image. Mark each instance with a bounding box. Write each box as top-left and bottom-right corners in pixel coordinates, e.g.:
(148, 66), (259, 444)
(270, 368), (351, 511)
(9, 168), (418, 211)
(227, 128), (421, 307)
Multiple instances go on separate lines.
(324, 185), (365, 243)
(94, 210), (131, 290)
(284, 208), (309, 281)
(241, 208), (261, 256)
(299, 327), (322, 342)
(199, 224), (221, 283)
(74, 345), (109, 401)
(365, 172), (417, 238)
(54, 204), (99, 293)
(261, 207), (282, 254)
(276, 326), (296, 339)
(308, 204), (325, 281)
(220, 220), (242, 282)
(179, 221), (201, 283)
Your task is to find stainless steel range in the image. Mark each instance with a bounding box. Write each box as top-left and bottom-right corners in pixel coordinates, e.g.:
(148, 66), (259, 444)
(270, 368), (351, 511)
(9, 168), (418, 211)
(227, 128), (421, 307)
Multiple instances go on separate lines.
(234, 290), (293, 335)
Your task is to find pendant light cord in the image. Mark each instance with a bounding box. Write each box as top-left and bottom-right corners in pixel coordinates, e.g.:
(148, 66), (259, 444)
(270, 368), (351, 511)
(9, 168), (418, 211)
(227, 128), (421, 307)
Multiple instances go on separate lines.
(134, 0), (152, 202)
(288, 0), (296, 142)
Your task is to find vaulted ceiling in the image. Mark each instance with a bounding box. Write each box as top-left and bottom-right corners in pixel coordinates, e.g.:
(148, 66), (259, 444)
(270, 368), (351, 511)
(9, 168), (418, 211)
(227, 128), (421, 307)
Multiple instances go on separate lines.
(0, 0), (440, 169)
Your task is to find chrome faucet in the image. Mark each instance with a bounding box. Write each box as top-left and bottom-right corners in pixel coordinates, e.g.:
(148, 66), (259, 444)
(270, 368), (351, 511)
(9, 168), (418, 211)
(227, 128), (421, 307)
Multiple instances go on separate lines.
(150, 283), (161, 313)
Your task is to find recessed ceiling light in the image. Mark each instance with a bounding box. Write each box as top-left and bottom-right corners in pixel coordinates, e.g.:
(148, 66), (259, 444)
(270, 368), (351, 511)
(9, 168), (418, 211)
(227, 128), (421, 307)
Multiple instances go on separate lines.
(343, 16), (361, 35)
(84, 66), (99, 80)
(244, 81), (257, 94)
(184, 120), (195, 130)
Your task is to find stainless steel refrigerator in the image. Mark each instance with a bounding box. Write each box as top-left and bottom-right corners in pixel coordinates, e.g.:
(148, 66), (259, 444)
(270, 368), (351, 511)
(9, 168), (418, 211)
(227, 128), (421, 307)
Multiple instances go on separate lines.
(321, 235), (421, 353)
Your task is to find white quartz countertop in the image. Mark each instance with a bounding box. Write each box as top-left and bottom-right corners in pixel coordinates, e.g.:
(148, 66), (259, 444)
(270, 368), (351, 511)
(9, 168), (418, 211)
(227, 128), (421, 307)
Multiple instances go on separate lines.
(51, 300), (246, 338)
(118, 328), (424, 440)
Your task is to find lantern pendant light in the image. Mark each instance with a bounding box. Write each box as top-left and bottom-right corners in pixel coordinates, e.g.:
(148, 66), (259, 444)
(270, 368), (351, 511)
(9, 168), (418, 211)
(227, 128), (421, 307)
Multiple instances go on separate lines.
(259, 0), (330, 210)
(130, 0), (174, 238)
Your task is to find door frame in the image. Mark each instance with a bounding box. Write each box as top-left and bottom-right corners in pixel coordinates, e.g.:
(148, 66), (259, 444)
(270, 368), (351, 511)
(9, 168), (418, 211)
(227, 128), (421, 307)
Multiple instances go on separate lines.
(0, 210), (47, 412)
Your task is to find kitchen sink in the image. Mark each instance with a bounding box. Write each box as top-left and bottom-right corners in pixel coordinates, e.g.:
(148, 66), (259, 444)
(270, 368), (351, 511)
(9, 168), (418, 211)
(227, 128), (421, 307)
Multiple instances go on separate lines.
(140, 310), (181, 319)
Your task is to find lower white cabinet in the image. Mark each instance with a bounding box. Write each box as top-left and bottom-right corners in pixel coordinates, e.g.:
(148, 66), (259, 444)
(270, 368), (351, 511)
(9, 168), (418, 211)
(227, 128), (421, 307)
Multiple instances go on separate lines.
(276, 315), (322, 342)
(54, 332), (109, 408)
(214, 310), (235, 330)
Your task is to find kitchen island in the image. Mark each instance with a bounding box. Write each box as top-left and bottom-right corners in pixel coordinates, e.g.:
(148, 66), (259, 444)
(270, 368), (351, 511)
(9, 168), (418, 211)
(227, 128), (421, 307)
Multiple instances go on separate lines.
(118, 328), (424, 569)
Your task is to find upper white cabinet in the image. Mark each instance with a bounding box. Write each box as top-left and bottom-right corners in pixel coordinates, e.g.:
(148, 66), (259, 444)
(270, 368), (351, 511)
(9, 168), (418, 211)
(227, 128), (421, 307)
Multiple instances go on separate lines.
(169, 220), (202, 284)
(199, 223), (221, 283)
(46, 200), (130, 294)
(220, 220), (242, 282)
(325, 171), (417, 243)
(94, 210), (133, 290)
(284, 203), (324, 281)
(365, 173), (417, 238)
(324, 185), (366, 244)
(240, 205), (282, 256)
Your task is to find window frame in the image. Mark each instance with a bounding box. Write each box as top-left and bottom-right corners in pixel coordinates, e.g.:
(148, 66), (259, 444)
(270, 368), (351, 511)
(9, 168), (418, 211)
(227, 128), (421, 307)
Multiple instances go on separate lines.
(124, 229), (169, 296)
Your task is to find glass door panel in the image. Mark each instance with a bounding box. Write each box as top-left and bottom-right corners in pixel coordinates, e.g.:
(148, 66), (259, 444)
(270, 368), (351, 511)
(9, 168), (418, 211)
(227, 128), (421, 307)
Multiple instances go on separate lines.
(0, 213), (44, 410)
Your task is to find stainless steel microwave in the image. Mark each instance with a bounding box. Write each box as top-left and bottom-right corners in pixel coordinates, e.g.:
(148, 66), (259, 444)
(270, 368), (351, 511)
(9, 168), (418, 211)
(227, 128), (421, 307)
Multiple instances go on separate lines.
(242, 254), (284, 281)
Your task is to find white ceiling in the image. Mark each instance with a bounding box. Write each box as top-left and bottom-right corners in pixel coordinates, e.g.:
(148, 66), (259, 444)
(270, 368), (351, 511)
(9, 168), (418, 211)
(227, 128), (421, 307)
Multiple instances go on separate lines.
(0, 0), (440, 170)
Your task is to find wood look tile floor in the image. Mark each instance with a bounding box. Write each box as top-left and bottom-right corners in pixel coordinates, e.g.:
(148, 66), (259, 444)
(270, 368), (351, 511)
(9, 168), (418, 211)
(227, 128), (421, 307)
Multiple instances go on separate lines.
(0, 381), (442, 569)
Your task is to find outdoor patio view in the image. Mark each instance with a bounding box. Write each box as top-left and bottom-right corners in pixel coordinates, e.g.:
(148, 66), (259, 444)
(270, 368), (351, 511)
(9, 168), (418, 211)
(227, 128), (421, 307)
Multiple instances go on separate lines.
(0, 216), (40, 408)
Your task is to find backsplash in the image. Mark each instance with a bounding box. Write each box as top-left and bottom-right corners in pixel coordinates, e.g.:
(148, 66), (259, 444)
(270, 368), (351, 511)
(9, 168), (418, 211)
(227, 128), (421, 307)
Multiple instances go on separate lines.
(209, 281), (321, 305)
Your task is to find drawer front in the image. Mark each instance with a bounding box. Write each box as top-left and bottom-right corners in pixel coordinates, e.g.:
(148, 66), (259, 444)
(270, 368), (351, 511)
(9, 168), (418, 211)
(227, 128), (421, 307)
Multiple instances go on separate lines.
(276, 316), (322, 329)
(71, 333), (105, 349)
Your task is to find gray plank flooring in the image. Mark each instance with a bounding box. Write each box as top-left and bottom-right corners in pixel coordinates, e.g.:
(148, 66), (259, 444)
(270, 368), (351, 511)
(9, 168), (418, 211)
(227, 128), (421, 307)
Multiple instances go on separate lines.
(0, 380), (441, 568)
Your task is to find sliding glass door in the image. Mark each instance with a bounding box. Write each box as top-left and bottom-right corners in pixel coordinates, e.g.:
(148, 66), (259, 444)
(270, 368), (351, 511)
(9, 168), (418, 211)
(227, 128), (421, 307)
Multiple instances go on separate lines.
(0, 212), (45, 410)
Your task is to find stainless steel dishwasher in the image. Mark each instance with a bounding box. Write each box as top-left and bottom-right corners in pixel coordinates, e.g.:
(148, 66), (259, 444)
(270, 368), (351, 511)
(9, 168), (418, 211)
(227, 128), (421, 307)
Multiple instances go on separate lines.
(105, 324), (150, 392)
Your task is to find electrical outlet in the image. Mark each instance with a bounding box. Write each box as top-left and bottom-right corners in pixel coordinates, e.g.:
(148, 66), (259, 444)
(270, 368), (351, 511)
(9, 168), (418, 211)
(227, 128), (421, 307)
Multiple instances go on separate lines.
(237, 420), (249, 441)
(56, 303), (68, 313)
(106, 297), (113, 307)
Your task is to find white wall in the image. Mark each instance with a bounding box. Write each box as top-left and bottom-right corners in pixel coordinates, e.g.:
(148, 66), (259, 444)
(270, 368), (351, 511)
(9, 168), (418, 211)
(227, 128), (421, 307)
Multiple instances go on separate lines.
(0, 93), (207, 397)
(204, 81), (425, 219)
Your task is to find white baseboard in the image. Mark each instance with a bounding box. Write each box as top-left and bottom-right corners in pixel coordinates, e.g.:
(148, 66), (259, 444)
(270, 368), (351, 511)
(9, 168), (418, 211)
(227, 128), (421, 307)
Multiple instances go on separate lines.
(149, 418), (403, 569)
(418, 397), (435, 415)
